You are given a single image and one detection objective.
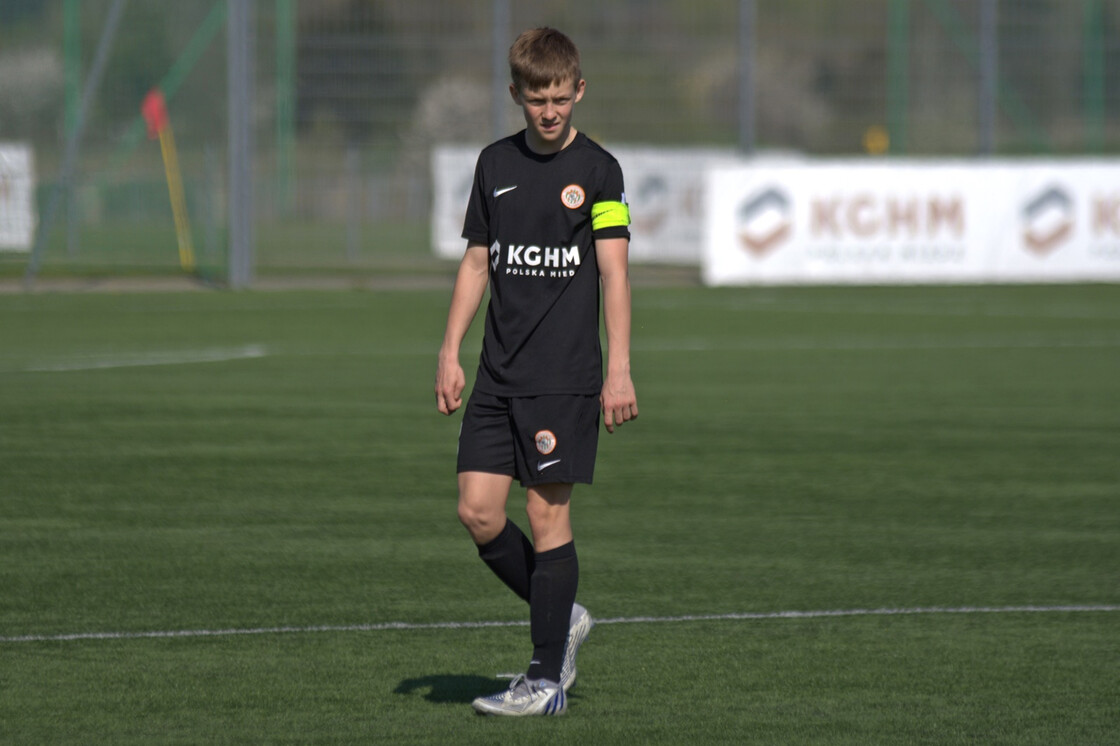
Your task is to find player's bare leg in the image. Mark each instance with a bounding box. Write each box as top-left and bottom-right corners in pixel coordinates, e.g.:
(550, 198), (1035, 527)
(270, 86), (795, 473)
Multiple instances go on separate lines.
(524, 483), (591, 689)
(521, 483), (581, 688)
(457, 471), (514, 545)
(525, 483), (573, 551)
(465, 478), (589, 713)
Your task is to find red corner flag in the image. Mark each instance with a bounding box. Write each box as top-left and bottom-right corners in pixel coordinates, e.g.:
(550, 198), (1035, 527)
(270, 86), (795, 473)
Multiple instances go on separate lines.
(141, 89), (169, 139)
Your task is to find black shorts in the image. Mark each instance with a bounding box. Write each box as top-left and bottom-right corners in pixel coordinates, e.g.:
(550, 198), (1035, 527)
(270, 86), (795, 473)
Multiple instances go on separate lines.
(457, 391), (601, 487)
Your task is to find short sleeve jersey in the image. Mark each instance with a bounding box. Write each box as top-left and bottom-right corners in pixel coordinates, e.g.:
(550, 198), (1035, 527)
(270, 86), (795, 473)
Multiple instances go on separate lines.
(462, 130), (630, 397)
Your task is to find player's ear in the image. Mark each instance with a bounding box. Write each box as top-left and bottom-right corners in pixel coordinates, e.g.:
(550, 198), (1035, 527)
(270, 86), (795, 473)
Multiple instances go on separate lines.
(573, 79), (586, 103)
(509, 83), (522, 104)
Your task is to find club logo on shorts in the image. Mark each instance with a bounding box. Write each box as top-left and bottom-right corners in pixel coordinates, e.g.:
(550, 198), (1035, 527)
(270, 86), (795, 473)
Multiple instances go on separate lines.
(561, 184), (586, 210)
(534, 430), (557, 455)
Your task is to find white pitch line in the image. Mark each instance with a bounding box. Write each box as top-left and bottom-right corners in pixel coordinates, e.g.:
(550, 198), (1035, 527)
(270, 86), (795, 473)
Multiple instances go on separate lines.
(634, 332), (1120, 353)
(593, 604), (1120, 624)
(24, 344), (268, 372)
(2, 605), (1117, 644)
(635, 296), (1120, 322)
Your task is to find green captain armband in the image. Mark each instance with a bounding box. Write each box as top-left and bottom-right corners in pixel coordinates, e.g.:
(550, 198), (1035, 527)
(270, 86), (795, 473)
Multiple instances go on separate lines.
(591, 200), (630, 231)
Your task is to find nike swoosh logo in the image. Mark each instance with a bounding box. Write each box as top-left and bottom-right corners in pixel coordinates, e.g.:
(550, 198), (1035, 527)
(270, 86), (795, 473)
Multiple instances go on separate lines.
(493, 185), (518, 198)
(537, 458), (562, 471)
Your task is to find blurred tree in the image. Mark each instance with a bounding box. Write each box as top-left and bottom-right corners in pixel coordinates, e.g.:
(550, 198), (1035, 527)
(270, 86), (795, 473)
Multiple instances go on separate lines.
(0, 0), (46, 26)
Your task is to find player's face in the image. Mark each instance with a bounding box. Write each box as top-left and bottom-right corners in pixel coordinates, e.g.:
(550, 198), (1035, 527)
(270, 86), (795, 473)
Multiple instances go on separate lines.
(511, 78), (585, 154)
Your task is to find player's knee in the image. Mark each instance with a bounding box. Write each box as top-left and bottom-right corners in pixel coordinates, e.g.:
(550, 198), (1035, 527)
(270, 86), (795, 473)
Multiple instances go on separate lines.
(456, 499), (480, 530)
(457, 499), (501, 541)
(524, 499), (547, 526)
(525, 498), (565, 530)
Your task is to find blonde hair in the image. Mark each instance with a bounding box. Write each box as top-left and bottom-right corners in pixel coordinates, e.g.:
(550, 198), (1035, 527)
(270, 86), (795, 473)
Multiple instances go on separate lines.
(509, 27), (582, 92)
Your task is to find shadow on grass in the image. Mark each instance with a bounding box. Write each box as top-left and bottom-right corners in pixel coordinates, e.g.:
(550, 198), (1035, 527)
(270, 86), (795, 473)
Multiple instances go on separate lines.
(393, 674), (503, 704)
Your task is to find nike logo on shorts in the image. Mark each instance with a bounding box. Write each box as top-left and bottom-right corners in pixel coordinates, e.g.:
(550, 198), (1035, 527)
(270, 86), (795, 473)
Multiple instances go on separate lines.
(537, 458), (562, 472)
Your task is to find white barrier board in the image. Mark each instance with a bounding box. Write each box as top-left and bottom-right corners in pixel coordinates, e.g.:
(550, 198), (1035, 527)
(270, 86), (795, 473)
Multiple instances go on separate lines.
(430, 146), (480, 260)
(0, 143), (36, 251)
(703, 160), (1120, 285)
(431, 144), (735, 263)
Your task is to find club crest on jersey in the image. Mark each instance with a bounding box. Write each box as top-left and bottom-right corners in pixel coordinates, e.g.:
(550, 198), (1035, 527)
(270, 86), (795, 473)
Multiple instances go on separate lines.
(561, 184), (586, 210)
(534, 430), (557, 455)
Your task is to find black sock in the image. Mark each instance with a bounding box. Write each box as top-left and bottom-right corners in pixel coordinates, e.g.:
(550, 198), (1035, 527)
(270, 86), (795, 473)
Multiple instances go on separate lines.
(476, 519), (535, 602)
(526, 541), (578, 684)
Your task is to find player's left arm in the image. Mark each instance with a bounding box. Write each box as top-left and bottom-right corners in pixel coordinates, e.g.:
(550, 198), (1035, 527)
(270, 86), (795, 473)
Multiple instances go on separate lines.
(596, 236), (638, 434)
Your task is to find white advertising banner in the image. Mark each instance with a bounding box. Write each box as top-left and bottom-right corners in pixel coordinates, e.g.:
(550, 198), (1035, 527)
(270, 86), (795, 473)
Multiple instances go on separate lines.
(430, 145), (481, 260)
(431, 144), (735, 263)
(703, 160), (1120, 285)
(0, 143), (36, 251)
(611, 146), (737, 264)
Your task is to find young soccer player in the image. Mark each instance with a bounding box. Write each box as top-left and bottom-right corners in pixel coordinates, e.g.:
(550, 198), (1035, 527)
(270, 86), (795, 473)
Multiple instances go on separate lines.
(434, 27), (638, 717)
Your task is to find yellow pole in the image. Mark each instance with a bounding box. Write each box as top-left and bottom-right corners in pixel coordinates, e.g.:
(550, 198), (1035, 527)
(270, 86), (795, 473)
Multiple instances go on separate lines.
(157, 123), (195, 272)
(142, 88), (195, 274)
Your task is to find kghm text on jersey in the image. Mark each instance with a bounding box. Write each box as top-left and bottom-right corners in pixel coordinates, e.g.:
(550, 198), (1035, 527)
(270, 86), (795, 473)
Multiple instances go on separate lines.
(504, 244), (581, 270)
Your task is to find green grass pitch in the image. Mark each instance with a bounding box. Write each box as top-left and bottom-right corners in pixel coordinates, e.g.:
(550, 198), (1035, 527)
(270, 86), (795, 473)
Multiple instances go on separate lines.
(1, 283), (1117, 744)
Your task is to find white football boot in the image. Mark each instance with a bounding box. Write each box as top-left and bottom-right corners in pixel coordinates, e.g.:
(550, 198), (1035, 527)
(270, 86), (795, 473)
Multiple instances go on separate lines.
(471, 675), (566, 716)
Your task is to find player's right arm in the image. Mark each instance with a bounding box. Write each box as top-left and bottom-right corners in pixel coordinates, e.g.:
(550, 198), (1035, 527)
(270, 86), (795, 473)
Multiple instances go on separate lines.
(435, 242), (490, 415)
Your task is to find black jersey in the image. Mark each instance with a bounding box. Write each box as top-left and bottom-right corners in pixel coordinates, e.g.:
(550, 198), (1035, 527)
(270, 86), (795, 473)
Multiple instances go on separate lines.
(462, 130), (630, 397)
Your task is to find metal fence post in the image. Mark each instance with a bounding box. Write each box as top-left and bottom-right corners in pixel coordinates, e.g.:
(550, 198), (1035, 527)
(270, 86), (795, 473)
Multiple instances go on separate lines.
(63, 0), (81, 257)
(1083, 0), (1105, 152)
(978, 0), (998, 156)
(346, 145), (361, 263)
(275, 0), (296, 211)
(228, 0), (255, 288)
(738, 0), (756, 155)
(24, 0), (127, 287)
(887, 0), (910, 155)
(492, 0), (511, 143)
